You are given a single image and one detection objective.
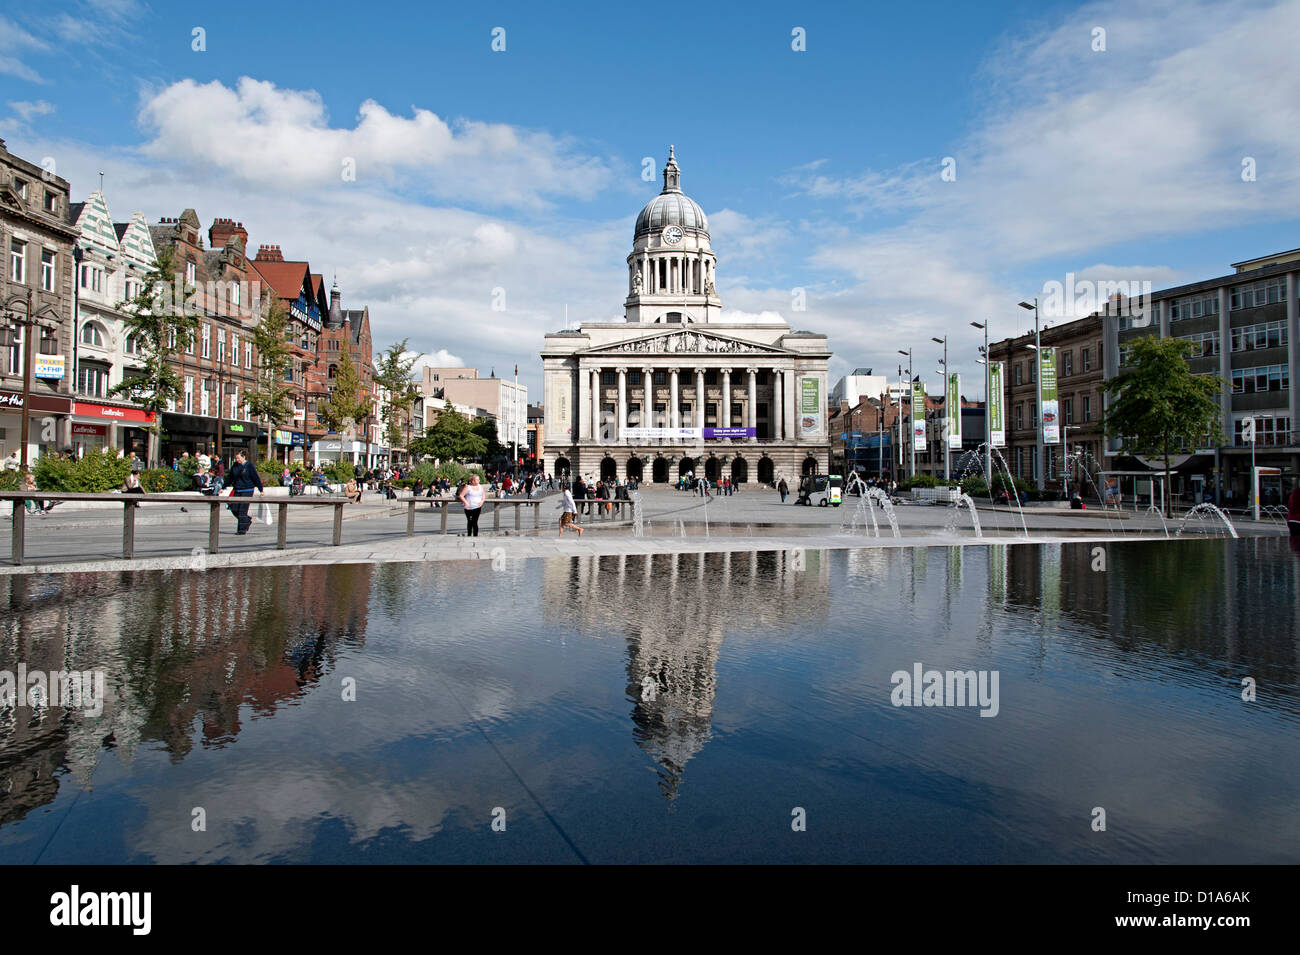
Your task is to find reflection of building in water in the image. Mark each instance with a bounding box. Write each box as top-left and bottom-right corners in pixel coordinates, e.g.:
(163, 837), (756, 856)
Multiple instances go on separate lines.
(542, 549), (830, 799)
(0, 564), (373, 827)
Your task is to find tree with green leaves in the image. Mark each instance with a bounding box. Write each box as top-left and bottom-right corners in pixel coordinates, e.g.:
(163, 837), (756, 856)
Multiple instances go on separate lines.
(373, 339), (421, 462)
(319, 349), (373, 464)
(109, 246), (197, 467)
(409, 407), (486, 463)
(245, 298), (294, 462)
(471, 416), (505, 463)
(1100, 336), (1222, 516)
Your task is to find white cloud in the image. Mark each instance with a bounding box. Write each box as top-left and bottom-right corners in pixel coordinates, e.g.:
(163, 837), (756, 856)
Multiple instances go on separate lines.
(0, 16), (49, 83)
(137, 77), (616, 210)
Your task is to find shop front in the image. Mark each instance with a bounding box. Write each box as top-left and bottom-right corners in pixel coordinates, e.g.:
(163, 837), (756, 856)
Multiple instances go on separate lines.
(160, 412), (257, 465)
(71, 400), (154, 459)
(265, 427), (308, 463)
(0, 389), (72, 462)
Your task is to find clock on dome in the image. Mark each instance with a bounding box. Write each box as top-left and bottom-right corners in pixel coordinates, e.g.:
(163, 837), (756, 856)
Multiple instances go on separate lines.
(662, 225), (683, 245)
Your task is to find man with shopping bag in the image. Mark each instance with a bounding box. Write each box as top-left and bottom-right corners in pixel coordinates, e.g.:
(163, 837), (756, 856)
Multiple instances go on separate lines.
(226, 450), (264, 535)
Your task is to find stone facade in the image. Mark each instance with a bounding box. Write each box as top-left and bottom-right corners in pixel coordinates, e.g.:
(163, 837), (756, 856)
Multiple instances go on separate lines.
(541, 148), (832, 486)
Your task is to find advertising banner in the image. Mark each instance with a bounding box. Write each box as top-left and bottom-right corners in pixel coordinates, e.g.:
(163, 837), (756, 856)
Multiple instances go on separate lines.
(35, 354), (65, 379)
(911, 380), (927, 452)
(800, 377), (821, 435)
(1040, 348), (1060, 445)
(988, 363), (1005, 448)
(621, 427), (701, 441)
(947, 373), (962, 450)
(703, 427), (756, 439)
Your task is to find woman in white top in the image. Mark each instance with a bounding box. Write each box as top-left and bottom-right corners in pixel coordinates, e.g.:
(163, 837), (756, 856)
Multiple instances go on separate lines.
(458, 474), (486, 537)
(556, 481), (583, 537)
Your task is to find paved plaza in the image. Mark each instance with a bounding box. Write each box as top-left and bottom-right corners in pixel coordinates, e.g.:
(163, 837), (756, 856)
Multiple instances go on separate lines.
(1, 486), (1275, 575)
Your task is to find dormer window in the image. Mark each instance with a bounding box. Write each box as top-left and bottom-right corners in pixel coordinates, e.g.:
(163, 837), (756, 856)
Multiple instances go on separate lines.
(44, 191), (57, 213)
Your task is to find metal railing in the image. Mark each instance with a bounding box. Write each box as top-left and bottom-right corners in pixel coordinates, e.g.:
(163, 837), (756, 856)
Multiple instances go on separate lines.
(0, 492), (550, 566)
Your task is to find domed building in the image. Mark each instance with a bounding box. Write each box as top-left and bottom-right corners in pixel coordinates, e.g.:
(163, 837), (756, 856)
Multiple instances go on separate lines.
(541, 147), (832, 486)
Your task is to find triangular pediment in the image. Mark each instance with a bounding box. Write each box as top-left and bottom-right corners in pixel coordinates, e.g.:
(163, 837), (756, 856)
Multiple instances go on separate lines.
(582, 328), (791, 356)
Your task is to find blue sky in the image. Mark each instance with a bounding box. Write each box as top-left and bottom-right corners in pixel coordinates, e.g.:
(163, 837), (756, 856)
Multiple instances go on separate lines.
(3, 0), (1299, 399)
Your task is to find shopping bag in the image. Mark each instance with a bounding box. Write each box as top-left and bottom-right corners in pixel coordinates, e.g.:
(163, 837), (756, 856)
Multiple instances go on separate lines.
(257, 501), (272, 525)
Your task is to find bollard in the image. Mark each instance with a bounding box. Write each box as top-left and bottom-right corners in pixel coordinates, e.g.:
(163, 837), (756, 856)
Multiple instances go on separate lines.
(11, 500), (25, 566)
(407, 499), (416, 536)
(493, 503), (500, 531)
(514, 505), (521, 530)
(123, 499), (136, 559)
(209, 501), (220, 554)
(277, 502), (289, 549)
(440, 501), (448, 534)
(333, 503), (343, 546)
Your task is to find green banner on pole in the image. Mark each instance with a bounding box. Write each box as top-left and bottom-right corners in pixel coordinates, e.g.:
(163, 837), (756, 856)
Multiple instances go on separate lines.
(989, 362), (1005, 447)
(911, 379), (927, 452)
(1040, 348), (1059, 445)
(947, 373), (961, 450)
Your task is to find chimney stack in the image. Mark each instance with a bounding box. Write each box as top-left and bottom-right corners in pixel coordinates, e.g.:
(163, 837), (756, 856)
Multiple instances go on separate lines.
(209, 218), (249, 250)
(255, 244), (284, 262)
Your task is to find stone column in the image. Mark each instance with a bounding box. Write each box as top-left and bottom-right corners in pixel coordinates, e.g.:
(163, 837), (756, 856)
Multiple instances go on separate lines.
(747, 367), (758, 443)
(578, 362), (590, 440)
(784, 369), (797, 441)
(642, 365), (653, 437)
(773, 369), (782, 441)
(695, 368), (705, 432)
(617, 367), (627, 445)
(721, 369), (731, 428)
(591, 367), (601, 443)
(669, 367), (680, 436)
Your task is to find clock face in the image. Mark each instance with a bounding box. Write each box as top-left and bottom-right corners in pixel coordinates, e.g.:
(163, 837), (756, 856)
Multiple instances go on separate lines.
(662, 225), (683, 245)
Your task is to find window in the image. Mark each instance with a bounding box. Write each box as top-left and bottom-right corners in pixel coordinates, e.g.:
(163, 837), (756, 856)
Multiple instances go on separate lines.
(1230, 320), (1287, 352)
(217, 329), (226, 364)
(43, 191), (57, 213)
(1081, 347), (1092, 372)
(80, 323), (105, 347)
(1029, 360), (1036, 384)
(1169, 293), (1219, 321)
(1014, 363), (1023, 385)
(629, 371), (642, 386)
(40, 250), (55, 291)
(654, 370), (666, 385)
(77, 363), (108, 397)
(731, 402), (743, 422)
(1032, 402), (1038, 428)
(1062, 397), (1073, 426)
(231, 332), (239, 363)
(14, 178), (27, 200)
(705, 370), (718, 385)
(1015, 405), (1024, 430)
(201, 324), (210, 359)
(10, 239), (25, 284)
(705, 402), (717, 426)
(1178, 330), (1220, 357)
(245, 342), (252, 369)
(1230, 278), (1285, 310)
(231, 282), (240, 307)
(1061, 351), (1072, 377)
(200, 384), (209, 417)
(124, 334), (140, 356)
(185, 260), (196, 286)
(230, 390), (238, 420)
(1082, 395), (1092, 422)
(1235, 416), (1291, 446)
(602, 371), (615, 386)
(1231, 364), (1289, 394)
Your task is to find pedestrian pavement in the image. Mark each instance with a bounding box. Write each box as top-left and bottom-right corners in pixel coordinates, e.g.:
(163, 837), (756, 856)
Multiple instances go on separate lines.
(2, 482), (1275, 575)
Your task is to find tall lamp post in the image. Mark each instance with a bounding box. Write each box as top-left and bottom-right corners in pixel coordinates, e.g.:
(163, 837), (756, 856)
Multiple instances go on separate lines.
(2, 290), (62, 471)
(205, 365), (229, 464)
(932, 335), (948, 481)
(1018, 299), (1044, 490)
(898, 349), (912, 481)
(971, 320), (991, 490)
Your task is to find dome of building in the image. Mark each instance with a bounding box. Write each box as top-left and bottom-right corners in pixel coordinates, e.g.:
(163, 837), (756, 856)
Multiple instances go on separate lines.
(634, 146), (709, 241)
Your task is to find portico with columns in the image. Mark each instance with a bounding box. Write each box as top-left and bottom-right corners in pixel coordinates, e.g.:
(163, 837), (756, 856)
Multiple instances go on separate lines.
(542, 147), (831, 485)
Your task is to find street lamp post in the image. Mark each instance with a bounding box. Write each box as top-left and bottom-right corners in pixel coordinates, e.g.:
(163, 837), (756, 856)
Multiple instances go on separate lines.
(898, 349), (913, 481)
(2, 290), (61, 471)
(971, 320), (991, 490)
(1019, 299), (1044, 490)
(932, 335), (948, 481)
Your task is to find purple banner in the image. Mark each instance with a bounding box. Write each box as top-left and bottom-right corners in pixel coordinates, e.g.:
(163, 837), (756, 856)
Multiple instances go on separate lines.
(703, 427), (756, 439)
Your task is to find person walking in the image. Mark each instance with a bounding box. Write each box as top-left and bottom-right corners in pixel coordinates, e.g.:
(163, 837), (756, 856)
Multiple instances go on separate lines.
(778, 477), (789, 503)
(459, 473), (485, 537)
(226, 450), (264, 535)
(557, 481), (583, 536)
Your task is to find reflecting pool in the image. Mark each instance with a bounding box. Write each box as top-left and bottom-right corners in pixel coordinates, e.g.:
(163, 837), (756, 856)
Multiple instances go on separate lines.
(1, 537), (1298, 863)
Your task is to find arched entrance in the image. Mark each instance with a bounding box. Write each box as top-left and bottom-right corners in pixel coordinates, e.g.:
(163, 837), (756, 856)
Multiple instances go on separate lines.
(757, 457), (774, 484)
(626, 456), (643, 482)
(679, 457), (695, 479)
(704, 457), (720, 482)
(652, 457), (669, 483)
(730, 456), (748, 484)
(601, 456), (618, 482)
(553, 456), (571, 478)
(802, 456), (818, 476)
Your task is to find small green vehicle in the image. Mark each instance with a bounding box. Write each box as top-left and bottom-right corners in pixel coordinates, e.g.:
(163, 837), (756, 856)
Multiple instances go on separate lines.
(796, 473), (843, 506)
